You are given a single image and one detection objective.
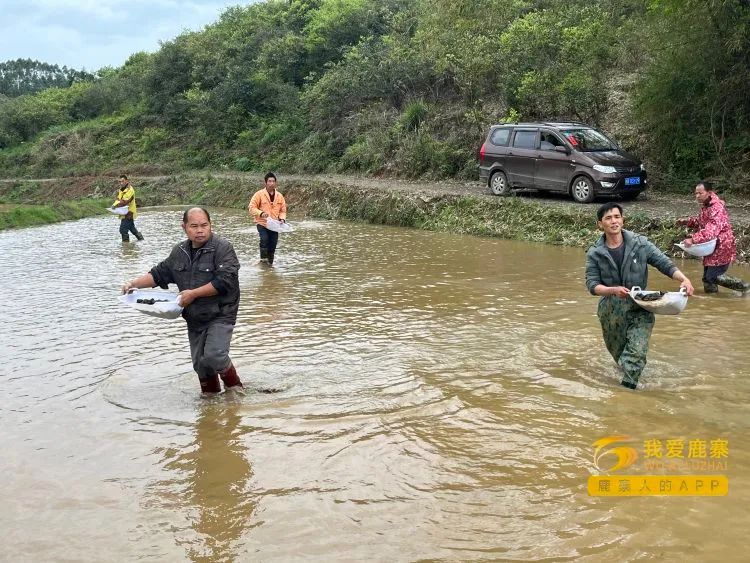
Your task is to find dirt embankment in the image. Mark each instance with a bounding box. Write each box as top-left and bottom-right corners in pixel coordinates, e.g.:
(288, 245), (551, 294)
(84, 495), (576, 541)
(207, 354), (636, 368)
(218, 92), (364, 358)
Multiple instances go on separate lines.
(1, 172), (749, 262)
(3, 172), (750, 224)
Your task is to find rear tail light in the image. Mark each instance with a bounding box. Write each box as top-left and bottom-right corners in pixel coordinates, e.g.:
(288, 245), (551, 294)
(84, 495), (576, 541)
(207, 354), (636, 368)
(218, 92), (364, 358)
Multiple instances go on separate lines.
(479, 143), (486, 163)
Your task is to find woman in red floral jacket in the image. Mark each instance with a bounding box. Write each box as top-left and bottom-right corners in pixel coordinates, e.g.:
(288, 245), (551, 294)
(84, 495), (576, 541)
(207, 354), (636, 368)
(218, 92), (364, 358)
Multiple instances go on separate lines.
(678, 181), (749, 293)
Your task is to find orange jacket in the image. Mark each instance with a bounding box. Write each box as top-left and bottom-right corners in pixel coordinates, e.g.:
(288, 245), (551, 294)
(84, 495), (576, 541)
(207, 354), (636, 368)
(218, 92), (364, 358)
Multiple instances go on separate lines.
(249, 188), (287, 227)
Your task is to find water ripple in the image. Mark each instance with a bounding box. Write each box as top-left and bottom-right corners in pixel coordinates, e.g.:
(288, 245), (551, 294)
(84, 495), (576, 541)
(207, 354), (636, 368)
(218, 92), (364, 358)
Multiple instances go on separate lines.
(0, 210), (748, 561)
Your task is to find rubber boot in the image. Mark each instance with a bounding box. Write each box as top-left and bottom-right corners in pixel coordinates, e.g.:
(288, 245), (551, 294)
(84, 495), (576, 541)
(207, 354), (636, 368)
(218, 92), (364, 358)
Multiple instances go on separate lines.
(121, 234), (130, 242)
(703, 282), (719, 293)
(200, 373), (222, 393)
(621, 379), (637, 390)
(219, 363), (245, 393)
(267, 251), (275, 266)
(259, 248), (270, 266)
(135, 231), (144, 241)
(715, 275), (750, 293)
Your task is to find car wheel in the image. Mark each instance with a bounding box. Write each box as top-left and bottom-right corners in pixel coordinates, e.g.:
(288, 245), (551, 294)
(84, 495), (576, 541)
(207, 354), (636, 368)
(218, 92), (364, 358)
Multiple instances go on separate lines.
(571, 176), (595, 203)
(621, 191), (641, 201)
(489, 171), (511, 196)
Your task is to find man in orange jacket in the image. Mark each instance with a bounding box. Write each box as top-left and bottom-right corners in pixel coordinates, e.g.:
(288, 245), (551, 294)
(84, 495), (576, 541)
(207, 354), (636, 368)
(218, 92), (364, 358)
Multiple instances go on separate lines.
(248, 172), (287, 265)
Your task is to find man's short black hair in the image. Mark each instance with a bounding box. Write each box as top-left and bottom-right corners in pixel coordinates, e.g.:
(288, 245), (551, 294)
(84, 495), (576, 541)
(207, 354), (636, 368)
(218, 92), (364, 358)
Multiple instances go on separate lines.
(119, 174), (128, 180)
(264, 172), (277, 183)
(596, 202), (623, 221)
(696, 180), (713, 192)
(182, 207), (211, 224)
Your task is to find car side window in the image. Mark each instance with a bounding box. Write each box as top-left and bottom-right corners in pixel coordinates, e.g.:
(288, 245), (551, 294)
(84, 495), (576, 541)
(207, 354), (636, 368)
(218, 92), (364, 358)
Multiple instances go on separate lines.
(490, 128), (511, 146)
(512, 130), (538, 149)
(540, 131), (564, 151)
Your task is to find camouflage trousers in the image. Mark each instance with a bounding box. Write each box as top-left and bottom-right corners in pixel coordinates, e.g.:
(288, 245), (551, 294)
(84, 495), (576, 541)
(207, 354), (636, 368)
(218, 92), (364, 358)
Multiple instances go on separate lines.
(597, 296), (655, 386)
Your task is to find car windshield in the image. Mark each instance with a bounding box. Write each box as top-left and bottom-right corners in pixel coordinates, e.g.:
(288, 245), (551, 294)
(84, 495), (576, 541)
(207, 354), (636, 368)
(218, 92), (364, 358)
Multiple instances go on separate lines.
(561, 128), (616, 151)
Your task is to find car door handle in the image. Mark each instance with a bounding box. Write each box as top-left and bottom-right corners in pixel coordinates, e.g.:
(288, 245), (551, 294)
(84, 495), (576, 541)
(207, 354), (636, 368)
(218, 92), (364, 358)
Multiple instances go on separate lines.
(508, 151), (514, 156)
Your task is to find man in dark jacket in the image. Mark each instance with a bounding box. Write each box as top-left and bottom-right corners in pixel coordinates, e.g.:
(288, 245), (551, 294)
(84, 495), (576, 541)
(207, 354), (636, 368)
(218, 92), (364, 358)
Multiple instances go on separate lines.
(585, 203), (694, 390)
(121, 207), (243, 394)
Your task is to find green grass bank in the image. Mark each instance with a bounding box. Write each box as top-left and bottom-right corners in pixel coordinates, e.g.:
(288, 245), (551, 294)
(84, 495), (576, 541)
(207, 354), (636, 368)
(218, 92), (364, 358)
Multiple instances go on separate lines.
(1, 174), (746, 265)
(285, 181), (689, 254)
(0, 199), (108, 230)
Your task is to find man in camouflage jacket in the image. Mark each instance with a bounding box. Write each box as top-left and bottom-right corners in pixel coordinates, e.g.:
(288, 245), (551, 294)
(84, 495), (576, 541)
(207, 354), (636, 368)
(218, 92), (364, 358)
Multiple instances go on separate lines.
(586, 203), (694, 390)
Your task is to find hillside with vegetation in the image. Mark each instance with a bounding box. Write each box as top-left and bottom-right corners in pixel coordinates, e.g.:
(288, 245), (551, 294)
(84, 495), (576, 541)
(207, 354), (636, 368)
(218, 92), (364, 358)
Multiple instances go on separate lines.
(0, 0), (748, 192)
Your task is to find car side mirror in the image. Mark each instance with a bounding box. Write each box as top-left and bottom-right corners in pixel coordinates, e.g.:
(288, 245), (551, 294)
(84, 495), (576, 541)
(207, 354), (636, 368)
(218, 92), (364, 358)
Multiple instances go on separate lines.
(554, 145), (570, 155)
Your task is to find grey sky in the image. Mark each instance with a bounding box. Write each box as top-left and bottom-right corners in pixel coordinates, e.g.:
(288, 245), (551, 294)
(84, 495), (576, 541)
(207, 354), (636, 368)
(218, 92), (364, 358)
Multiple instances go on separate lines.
(0, 0), (255, 71)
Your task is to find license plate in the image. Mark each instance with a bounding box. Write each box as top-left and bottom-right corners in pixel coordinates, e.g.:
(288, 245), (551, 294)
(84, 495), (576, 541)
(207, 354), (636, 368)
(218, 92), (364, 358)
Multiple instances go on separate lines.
(625, 177), (641, 185)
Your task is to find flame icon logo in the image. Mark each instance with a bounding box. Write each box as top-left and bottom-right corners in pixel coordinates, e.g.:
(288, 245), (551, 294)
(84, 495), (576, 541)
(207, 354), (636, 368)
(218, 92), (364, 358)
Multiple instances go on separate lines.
(592, 435), (638, 472)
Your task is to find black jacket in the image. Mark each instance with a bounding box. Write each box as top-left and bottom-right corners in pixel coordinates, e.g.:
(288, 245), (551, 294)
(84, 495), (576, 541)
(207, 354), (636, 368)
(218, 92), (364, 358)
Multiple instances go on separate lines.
(150, 234), (240, 329)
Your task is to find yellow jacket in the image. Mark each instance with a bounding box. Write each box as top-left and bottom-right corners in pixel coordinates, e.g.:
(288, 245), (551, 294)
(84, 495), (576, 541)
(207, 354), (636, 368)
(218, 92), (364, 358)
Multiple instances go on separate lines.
(113, 185), (137, 218)
(249, 188), (286, 227)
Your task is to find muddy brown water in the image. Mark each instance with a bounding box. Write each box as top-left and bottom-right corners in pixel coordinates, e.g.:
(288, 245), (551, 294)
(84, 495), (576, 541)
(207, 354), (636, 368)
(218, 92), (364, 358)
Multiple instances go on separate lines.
(1, 208), (749, 561)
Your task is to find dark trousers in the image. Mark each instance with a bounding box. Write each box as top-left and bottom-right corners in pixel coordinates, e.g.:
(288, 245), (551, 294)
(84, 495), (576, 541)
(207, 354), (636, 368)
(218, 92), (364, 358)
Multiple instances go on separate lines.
(188, 322), (235, 383)
(257, 225), (279, 259)
(119, 217), (142, 240)
(703, 264), (749, 292)
(703, 265), (730, 284)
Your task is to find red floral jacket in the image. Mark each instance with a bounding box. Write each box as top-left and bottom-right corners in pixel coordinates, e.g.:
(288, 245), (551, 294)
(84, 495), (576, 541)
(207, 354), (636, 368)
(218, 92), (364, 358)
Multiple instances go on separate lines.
(686, 192), (736, 266)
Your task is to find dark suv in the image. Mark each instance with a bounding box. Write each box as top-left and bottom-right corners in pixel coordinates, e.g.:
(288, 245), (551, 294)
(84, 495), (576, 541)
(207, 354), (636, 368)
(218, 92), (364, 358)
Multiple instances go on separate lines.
(478, 122), (647, 203)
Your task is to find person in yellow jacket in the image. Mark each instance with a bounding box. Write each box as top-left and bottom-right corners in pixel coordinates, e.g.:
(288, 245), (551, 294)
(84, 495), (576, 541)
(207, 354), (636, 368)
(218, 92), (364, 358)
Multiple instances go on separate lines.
(248, 172), (287, 265)
(112, 174), (144, 242)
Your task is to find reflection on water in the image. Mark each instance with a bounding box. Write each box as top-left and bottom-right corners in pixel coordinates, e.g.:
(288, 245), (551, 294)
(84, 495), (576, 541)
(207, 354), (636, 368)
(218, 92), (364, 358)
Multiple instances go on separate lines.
(0, 209), (749, 561)
(177, 405), (254, 563)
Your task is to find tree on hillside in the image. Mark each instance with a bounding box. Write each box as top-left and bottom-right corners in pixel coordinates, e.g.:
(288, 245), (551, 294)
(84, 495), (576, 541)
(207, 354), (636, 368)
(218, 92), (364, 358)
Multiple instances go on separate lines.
(635, 0), (750, 187)
(0, 59), (94, 97)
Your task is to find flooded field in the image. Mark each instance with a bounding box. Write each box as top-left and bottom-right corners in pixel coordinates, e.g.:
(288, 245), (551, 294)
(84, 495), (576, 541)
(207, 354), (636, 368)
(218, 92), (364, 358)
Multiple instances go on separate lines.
(1, 208), (748, 561)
